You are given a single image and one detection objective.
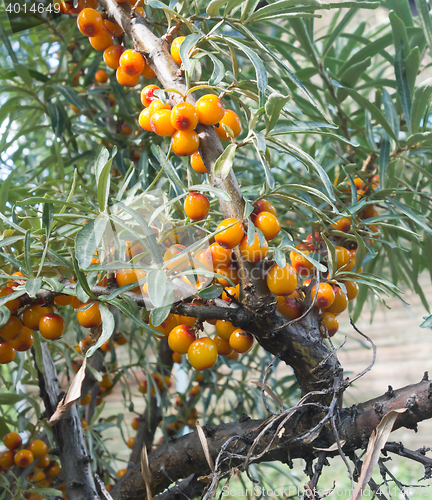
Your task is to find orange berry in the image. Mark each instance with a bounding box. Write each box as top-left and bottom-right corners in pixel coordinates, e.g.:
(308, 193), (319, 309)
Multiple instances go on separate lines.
(343, 281), (359, 301)
(266, 264), (297, 296)
(0, 450), (15, 468)
(119, 49), (145, 76)
(54, 294), (73, 306)
(214, 335), (233, 356)
(335, 245), (353, 271)
(103, 19), (123, 37)
(47, 462), (60, 477)
(311, 283), (335, 309)
(215, 218), (245, 249)
(277, 296), (302, 320)
(89, 27), (114, 51)
(31, 469), (46, 483)
(184, 192), (210, 221)
(172, 352), (182, 363)
(35, 452), (50, 469)
(138, 108), (152, 131)
(168, 324), (195, 354)
(116, 67), (140, 87)
(215, 265), (239, 286)
(290, 251), (315, 277)
(170, 36), (185, 65)
(361, 205), (378, 220)
(191, 151), (207, 173)
(141, 64), (156, 79)
(150, 109), (176, 136)
(188, 337), (218, 371)
(229, 329), (253, 353)
(28, 440), (48, 458)
(0, 287), (20, 313)
(319, 312), (339, 338)
(0, 316), (23, 341)
(254, 211), (281, 241)
(209, 242), (232, 268)
(94, 69), (108, 83)
(163, 244), (188, 272)
(121, 123), (132, 135)
(196, 95), (225, 126)
(227, 350), (239, 360)
(215, 320), (236, 341)
(253, 199), (277, 217)
(76, 302), (102, 328)
(63, 0), (84, 13)
(131, 417), (140, 430)
(170, 102), (198, 131)
(148, 99), (170, 115)
(81, 418), (88, 429)
(103, 45), (125, 69)
(324, 286), (348, 315)
(6, 272), (24, 288)
(222, 284), (240, 302)
(39, 313), (65, 340)
(149, 313), (178, 338)
(171, 130), (200, 156)
(117, 469), (127, 479)
(331, 217), (351, 233)
(127, 436), (135, 449)
(215, 109), (242, 141)
(239, 233), (269, 263)
(99, 374), (113, 389)
(14, 449), (34, 467)
(23, 305), (50, 330)
(9, 327), (34, 352)
(80, 393), (92, 405)
(77, 8), (103, 36)
(141, 84), (160, 107)
(3, 432), (22, 450)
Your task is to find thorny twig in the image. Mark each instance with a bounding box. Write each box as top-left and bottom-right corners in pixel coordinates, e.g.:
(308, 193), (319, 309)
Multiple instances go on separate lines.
(261, 353), (281, 415)
(348, 318), (377, 386)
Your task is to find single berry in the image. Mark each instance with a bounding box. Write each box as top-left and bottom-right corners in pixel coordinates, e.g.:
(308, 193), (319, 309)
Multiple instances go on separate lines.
(121, 123), (132, 135)
(119, 49), (145, 76)
(343, 281), (359, 301)
(184, 192), (210, 221)
(131, 417), (140, 430)
(222, 284), (240, 302)
(335, 245), (353, 270)
(103, 44), (125, 69)
(214, 335), (233, 356)
(28, 440), (48, 458)
(0, 450), (15, 468)
(188, 337), (218, 371)
(148, 99), (170, 115)
(331, 217), (351, 233)
(319, 312), (339, 338)
(239, 233), (269, 263)
(22, 304), (50, 331)
(117, 469), (127, 479)
(163, 244), (188, 272)
(209, 242), (232, 268)
(229, 329), (253, 353)
(215, 320), (236, 341)
(310, 283), (335, 309)
(289, 250), (315, 277)
(168, 324), (196, 354)
(171, 130), (200, 156)
(138, 108), (152, 131)
(0, 287), (21, 313)
(116, 269), (146, 292)
(172, 352), (182, 363)
(191, 151), (207, 173)
(141, 64), (156, 79)
(215, 265), (239, 287)
(253, 199), (277, 217)
(215, 109), (242, 141)
(127, 437), (135, 449)
(103, 19), (123, 37)
(116, 67), (140, 87)
(150, 109), (176, 136)
(77, 8), (103, 37)
(14, 449), (34, 467)
(149, 313), (178, 338)
(170, 36), (185, 65)
(141, 84), (160, 107)
(9, 327), (34, 352)
(196, 95), (225, 126)
(324, 286), (348, 315)
(215, 218), (245, 249)
(39, 313), (65, 340)
(76, 302), (102, 328)
(0, 316), (23, 341)
(277, 295), (302, 320)
(254, 211), (281, 241)
(89, 27), (114, 51)
(170, 102), (198, 131)
(94, 69), (108, 83)
(266, 264), (297, 296)
(3, 432), (22, 451)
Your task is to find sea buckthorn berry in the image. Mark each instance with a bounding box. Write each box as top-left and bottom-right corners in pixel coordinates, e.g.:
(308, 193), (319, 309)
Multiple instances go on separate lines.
(150, 109), (176, 136)
(150, 313), (178, 338)
(229, 329), (253, 353)
(184, 192), (210, 221)
(138, 108), (152, 131)
(254, 211), (281, 241)
(9, 327), (34, 352)
(28, 440), (48, 458)
(196, 95), (225, 126)
(35, 453), (50, 469)
(23, 305), (50, 331)
(209, 242), (232, 268)
(54, 293), (73, 306)
(81, 418), (88, 429)
(14, 449), (34, 468)
(121, 123), (132, 135)
(311, 283), (335, 309)
(170, 102), (198, 131)
(63, 0), (84, 13)
(47, 462), (60, 477)
(103, 19), (123, 37)
(172, 352), (182, 363)
(334, 175), (363, 192)
(335, 245), (353, 270)
(168, 324), (196, 354)
(141, 84), (160, 107)
(89, 28), (114, 51)
(171, 130), (200, 156)
(0, 316), (23, 341)
(119, 49), (145, 76)
(0, 287), (21, 313)
(117, 469), (127, 479)
(76, 302), (102, 328)
(215, 109), (242, 141)
(7, 272), (24, 288)
(148, 99), (170, 115)
(222, 284), (240, 302)
(164, 244), (188, 271)
(99, 374), (113, 389)
(266, 264), (297, 296)
(0, 450), (15, 468)
(253, 199), (277, 217)
(131, 417), (140, 430)
(188, 337), (218, 371)
(214, 335), (233, 356)
(141, 64), (156, 79)
(290, 250), (314, 277)
(325, 286), (348, 315)
(80, 393), (92, 405)
(361, 205), (378, 220)
(215, 218), (245, 249)
(116, 67), (140, 87)
(39, 313), (65, 340)
(3, 432), (22, 451)
(77, 8), (103, 37)
(277, 296), (302, 320)
(127, 437), (135, 449)
(94, 69), (108, 83)
(331, 217), (351, 233)
(103, 45), (125, 69)
(239, 233), (269, 263)
(215, 320), (236, 341)
(215, 265), (239, 287)
(319, 312), (339, 338)
(343, 281), (359, 301)
(191, 151), (207, 173)
(170, 36), (185, 65)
